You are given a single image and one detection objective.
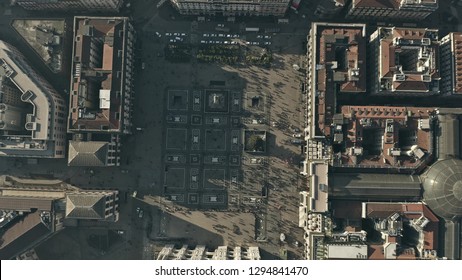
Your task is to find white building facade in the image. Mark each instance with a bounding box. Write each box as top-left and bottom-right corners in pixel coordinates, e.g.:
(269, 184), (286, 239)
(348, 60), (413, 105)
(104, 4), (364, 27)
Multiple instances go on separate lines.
(169, 0), (290, 16)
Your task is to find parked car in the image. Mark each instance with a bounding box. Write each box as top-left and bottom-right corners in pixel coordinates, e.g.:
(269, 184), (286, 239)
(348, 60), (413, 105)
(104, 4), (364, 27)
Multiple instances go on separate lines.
(138, 209), (144, 218)
(264, 35), (271, 39)
(173, 32), (179, 36)
(290, 139), (304, 145)
(165, 32), (172, 36)
(292, 133), (303, 138)
(203, 33), (210, 37)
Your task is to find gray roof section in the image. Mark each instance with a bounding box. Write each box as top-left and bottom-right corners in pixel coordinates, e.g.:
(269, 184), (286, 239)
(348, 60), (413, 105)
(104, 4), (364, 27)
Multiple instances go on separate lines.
(68, 141), (108, 166)
(0, 211), (51, 259)
(65, 193), (106, 219)
(329, 173), (422, 201)
(0, 196), (53, 212)
(443, 220), (460, 260)
(436, 114), (460, 160)
(0, 40), (59, 140)
(422, 159), (462, 220)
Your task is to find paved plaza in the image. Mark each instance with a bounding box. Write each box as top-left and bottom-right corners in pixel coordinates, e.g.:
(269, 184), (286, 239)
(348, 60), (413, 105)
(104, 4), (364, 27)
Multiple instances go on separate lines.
(0, 0), (314, 259)
(162, 88), (269, 209)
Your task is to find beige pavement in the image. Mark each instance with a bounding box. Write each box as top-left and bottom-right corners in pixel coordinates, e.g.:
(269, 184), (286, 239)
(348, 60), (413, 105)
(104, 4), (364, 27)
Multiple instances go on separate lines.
(131, 22), (307, 257)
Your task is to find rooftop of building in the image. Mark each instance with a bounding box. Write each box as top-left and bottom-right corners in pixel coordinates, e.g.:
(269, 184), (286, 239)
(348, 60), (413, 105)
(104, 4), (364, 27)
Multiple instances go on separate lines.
(69, 16), (129, 133)
(317, 0), (346, 9)
(329, 173), (422, 201)
(0, 180), (118, 217)
(352, 0), (438, 8)
(15, 0), (123, 10)
(331, 200), (363, 220)
(65, 191), (117, 220)
(363, 202), (439, 221)
(157, 245), (261, 260)
(0, 211), (52, 259)
(309, 162), (329, 213)
(311, 23), (367, 137)
(68, 140), (109, 166)
(334, 105), (434, 169)
(0, 196), (55, 212)
(0, 176), (113, 193)
(362, 202), (439, 252)
(368, 244), (422, 259)
(435, 112), (461, 160)
(398, 0), (438, 7)
(0, 41), (61, 152)
(442, 32), (462, 94)
(326, 243), (368, 259)
(451, 33), (462, 94)
(351, 0), (398, 8)
(373, 27), (440, 94)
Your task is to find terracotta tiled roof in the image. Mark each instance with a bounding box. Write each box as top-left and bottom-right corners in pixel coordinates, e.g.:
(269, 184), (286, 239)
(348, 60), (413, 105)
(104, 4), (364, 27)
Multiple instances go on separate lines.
(331, 200), (362, 219)
(376, 27), (440, 94)
(393, 80), (428, 91)
(339, 105), (433, 168)
(368, 245), (384, 259)
(314, 23), (366, 137)
(352, 0), (398, 8)
(69, 17), (128, 132)
(366, 203), (403, 218)
(364, 203), (439, 251)
(380, 40), (394, 77)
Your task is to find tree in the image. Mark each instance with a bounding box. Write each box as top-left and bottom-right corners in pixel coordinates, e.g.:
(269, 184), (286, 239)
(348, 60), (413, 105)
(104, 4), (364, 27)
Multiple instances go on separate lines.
(247, 135), (264, 152)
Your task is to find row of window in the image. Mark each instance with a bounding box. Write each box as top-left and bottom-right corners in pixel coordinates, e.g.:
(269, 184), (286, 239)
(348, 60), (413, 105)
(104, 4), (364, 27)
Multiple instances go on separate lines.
(350, 9), (429, 18)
